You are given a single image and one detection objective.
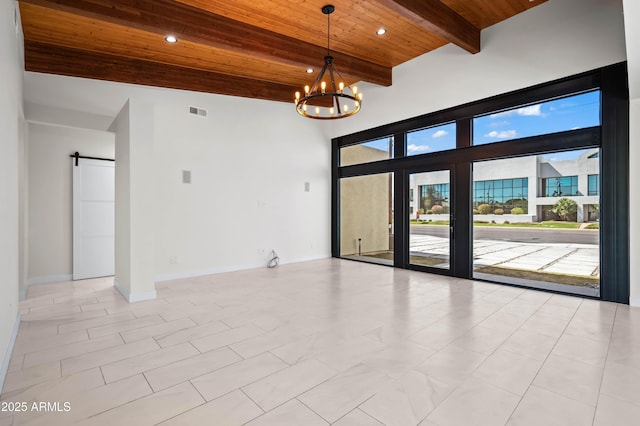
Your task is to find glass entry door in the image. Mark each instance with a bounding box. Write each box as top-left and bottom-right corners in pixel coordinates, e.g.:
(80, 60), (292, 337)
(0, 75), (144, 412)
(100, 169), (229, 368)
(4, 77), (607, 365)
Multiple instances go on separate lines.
(408, 169), (452, 271)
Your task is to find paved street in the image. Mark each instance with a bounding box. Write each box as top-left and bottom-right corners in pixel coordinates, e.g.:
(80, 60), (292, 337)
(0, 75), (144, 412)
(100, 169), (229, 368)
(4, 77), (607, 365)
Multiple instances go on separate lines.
(410, 224), (599, 244)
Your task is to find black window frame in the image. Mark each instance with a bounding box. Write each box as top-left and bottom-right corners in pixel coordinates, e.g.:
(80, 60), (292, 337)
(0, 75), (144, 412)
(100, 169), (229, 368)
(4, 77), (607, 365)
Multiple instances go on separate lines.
(332, 62), (629, 304)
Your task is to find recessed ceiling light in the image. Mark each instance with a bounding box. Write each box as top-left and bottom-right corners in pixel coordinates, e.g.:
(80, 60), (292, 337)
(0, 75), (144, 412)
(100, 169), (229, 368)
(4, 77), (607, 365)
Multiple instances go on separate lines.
(165, 35), (178, 43)
(306, 68), (314, 74)
(376, 28), (387, 36)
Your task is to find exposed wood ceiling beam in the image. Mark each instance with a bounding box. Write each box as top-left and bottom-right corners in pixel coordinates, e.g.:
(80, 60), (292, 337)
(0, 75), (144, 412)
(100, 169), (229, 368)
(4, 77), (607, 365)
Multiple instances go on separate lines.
(24, 41), (302, 103)
(20, 0), (392, 86)
(377, 0), (480, 54)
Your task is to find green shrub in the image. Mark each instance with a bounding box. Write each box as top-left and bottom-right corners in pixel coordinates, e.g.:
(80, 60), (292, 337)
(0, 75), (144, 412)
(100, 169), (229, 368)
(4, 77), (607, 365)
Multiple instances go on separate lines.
(472, 209), (480, 215)
(552, 198), (578, 221)
(477, 203), (491, 214)
(504, 220), (510, 224)
(473, 220), (489, 224)
(491, 220), (496, 224)
(511, 207), (525, 215)
(418, 208), (425, 215)
(494, 208), (504, 215)
(431, 205), (444, 214)
(426, 209), (433, 215)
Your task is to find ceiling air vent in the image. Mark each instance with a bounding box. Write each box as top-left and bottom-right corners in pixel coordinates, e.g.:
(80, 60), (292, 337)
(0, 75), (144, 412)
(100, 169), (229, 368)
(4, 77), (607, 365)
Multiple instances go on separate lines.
(188, 106), (207, 117)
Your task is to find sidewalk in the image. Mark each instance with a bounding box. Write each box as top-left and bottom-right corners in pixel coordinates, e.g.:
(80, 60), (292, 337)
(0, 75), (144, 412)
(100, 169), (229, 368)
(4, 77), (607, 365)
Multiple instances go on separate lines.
(410, 234), (599, 277)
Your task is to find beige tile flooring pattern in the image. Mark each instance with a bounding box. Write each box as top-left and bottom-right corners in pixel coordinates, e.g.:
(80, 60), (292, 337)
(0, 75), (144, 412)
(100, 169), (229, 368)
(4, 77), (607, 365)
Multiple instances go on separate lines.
(1, 259), (640, 425)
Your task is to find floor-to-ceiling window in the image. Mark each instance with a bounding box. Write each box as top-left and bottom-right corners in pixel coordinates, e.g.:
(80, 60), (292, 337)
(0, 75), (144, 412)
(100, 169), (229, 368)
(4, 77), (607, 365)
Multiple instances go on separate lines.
(472, 149), (601, 297)
(338, 136), (395, 264)
(332, 63), (629, 303)
(340, 172), (394, 265)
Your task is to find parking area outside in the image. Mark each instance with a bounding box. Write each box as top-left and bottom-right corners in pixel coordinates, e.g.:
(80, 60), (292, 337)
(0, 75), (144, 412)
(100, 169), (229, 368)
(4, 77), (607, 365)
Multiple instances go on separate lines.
(410, 229), (600, 297)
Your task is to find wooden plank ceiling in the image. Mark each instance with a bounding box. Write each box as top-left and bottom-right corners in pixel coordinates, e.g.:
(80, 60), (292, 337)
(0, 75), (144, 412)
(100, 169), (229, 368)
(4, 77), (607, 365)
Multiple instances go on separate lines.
(19, 0), (547, 103)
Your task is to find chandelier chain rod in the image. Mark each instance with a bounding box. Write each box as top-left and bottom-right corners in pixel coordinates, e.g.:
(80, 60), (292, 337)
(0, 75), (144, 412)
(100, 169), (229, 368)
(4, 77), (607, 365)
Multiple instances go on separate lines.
(327, 11), (331, 56)
(328, 64), (342, 114)
(308, 64), (326, 95)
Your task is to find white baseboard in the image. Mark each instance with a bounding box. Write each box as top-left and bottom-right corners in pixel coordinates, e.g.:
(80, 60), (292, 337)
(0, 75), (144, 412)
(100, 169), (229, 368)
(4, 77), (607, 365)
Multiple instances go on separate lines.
(26, 274), (72, 286)
(279, 255), (331, 266)
(22, 274), (73, 300)
(154, 262), (266, 283)
(127, 290), (157, 303)
(630, 296), (640, 308)
(154, 255), (330, 283)
(114, 280), (157, 303)
(0, 312), (21, 394)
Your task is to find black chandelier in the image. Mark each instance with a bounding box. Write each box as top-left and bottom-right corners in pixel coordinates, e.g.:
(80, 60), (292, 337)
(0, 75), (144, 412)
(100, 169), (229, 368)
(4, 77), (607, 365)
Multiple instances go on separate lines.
(295, 5), (362, 120)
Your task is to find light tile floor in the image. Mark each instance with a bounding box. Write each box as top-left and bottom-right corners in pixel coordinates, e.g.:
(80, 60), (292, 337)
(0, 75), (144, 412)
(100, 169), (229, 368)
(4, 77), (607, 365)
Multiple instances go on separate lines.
(1, 258), (639, 425)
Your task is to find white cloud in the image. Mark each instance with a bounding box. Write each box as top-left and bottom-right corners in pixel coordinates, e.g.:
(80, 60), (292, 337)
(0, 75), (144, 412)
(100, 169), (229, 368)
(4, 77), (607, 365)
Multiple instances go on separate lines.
(485, 130), (517, 139)
(432, 130), (448, 138)
(489, 104), (543, 118)
(489, 111), (509, 118)
(518, 105), (543, 116)
(489, 120), (510, 128)
(407, 144), (431, 153)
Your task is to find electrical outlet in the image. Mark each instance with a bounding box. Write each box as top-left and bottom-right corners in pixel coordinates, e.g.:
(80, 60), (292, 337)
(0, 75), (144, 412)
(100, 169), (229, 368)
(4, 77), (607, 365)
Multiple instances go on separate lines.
(169, 256), (177, 264)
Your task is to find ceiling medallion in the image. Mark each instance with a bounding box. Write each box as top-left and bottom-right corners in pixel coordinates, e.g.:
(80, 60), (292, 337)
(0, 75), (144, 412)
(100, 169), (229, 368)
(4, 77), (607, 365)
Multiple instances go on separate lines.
(295, 5), (362, 120)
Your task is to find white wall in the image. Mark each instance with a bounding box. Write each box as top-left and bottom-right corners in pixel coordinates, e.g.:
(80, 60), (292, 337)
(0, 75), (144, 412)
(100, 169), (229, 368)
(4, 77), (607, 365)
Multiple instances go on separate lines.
(18, 118), (28, 301)
(26, 123), (114, 285)
(113, 99), (156, 301)
(0, 0), (23, 391)
(152, 93), (330, 280)
(113, 102), (132, 294)
(630, 99), (640, 306)
(623, 0), (640, 306)
(22, 75), (331, 283)
(26, 102), (113, 131)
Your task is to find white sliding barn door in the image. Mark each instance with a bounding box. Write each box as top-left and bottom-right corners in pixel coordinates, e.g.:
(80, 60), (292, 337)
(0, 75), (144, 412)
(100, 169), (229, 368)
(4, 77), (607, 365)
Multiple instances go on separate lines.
(72, 158), (115, 280)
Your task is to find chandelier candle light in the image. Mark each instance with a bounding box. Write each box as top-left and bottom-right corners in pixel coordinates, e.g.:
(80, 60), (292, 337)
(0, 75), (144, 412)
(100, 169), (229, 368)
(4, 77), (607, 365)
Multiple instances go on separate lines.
(295, 5), (363, 119)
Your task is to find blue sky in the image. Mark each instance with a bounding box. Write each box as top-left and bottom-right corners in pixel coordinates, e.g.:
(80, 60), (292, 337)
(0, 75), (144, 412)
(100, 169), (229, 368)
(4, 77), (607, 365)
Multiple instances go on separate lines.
(473, 90), (601, 160)
(359, 90), (600, 162)
(474, 90), (600, 141)
(406, 122), (456, 155)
